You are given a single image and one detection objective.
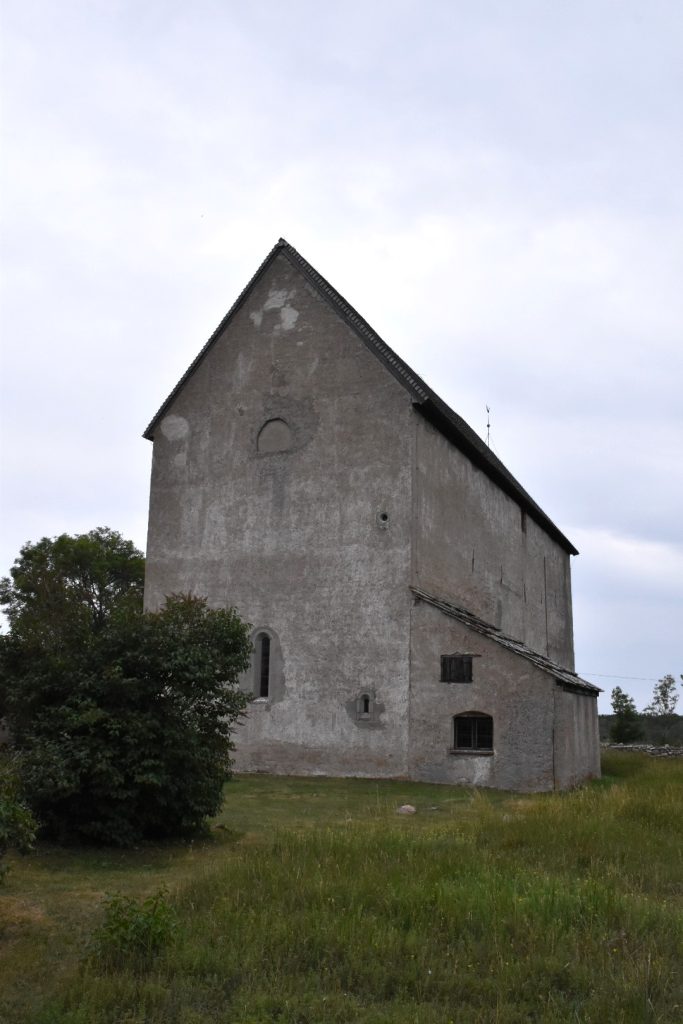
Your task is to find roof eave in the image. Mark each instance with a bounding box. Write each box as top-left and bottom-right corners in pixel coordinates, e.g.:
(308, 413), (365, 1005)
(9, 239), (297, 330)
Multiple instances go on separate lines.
(413, 400), (579, 556)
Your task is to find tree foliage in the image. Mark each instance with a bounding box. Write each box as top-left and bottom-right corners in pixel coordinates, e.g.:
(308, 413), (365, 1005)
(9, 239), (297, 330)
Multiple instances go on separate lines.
(0, 751), (37, 883)
(0, 530), (252, 845)
(642, 673), (681, 744)
(643, 674), (680, 717)
(0, 527), (145, 639)
(609, 686), (644, 744)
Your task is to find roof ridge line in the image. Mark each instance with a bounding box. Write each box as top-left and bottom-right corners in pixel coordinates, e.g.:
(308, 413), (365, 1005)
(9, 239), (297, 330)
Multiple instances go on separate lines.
(275, 239), (431, 400)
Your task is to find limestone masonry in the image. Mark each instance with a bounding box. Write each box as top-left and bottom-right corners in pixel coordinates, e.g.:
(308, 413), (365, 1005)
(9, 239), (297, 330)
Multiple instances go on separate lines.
(143, 238), (600, 791)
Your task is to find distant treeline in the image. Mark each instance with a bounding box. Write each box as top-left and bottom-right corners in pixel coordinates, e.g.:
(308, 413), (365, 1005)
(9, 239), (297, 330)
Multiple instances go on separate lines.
(598, 715), (683, 745)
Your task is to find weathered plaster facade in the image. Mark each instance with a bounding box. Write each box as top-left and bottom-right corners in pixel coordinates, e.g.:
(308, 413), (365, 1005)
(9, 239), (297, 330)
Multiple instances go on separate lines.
(144, 238), (600, 792)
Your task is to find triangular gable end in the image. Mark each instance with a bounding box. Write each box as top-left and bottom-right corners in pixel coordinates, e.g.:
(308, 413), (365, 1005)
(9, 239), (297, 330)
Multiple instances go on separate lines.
(143, 238), (578, 555)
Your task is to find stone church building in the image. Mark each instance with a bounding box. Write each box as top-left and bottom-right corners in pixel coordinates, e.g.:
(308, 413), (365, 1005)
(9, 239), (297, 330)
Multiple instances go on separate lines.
(143, 238), (600, 792)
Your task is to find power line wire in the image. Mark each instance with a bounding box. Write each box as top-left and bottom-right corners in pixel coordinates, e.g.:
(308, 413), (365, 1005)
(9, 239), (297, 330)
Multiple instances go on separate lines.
(579, 673), (661, 682)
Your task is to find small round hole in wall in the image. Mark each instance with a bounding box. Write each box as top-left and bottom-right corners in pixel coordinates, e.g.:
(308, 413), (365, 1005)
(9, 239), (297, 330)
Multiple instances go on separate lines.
(376, 511), (390, 529)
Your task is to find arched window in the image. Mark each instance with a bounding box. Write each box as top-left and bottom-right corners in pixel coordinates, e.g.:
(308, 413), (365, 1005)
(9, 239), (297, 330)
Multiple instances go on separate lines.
(356, 692), (373, 720)
(245, 628), (282, 703)
(257, 418), (292, 453)
(453, 713), (493, 751)
(256, 633), (270, 698)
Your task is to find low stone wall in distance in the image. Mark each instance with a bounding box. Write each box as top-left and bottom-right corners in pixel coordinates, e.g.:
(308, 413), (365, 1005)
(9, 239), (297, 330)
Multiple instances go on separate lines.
(602, 743), (683, 758)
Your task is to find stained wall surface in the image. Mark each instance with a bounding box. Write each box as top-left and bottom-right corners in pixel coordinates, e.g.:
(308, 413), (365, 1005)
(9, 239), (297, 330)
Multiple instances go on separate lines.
(408, 599), (560, 791)
(553, 687), (601, 788)
(144, 244), (598, 791)
(412, 417), (575, 669)
(145, 253), (415, 777)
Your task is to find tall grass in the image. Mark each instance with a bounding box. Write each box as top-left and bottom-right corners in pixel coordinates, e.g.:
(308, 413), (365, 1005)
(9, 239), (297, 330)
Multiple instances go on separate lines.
(5, 752), (683, 1023)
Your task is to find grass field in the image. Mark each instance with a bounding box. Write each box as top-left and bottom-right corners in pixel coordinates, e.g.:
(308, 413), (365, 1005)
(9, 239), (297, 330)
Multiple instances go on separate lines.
(1, 751), (681, 1023)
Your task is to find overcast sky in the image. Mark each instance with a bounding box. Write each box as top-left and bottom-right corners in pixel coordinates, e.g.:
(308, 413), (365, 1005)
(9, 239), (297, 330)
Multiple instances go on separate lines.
(1, 1), (681, 712)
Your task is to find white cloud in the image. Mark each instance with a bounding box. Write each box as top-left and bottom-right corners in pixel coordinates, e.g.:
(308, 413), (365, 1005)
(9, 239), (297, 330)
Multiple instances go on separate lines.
(1, 0), (682, 706)
(571, 528), (683, 595)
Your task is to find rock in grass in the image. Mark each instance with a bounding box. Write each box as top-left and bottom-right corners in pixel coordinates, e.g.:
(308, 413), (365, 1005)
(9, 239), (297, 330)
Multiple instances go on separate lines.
(397, 804), (417, 815)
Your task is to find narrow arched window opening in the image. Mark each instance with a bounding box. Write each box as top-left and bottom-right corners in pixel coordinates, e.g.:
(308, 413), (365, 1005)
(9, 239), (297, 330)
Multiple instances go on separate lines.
(356, 692), (373, 720)
(258, 634), (270, 698)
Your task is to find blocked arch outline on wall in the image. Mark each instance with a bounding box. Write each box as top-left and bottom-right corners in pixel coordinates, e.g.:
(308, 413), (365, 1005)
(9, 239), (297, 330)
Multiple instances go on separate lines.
(256, 417), (293, 454)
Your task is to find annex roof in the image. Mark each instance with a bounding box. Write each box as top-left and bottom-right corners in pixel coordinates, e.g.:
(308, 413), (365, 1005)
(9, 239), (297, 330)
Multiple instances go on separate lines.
(144, 237), (578, 555)
(411, 587), (600, 695)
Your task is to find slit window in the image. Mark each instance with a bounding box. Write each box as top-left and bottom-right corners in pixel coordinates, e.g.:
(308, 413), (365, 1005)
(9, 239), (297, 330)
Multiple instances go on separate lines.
(357, 692), (373, 719)
(258, 634), (270, 698)
(453, 713), (493, 751)
(441, 655), (473, 683)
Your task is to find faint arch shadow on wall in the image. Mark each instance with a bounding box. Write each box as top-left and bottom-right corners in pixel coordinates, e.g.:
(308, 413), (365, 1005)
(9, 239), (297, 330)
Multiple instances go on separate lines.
(257, 418), (292, 454)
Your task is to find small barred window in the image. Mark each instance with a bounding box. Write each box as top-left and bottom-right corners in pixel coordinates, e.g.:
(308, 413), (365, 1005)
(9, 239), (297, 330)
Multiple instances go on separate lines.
(440, 654), (473, 683)
(453, 713), (493, 751)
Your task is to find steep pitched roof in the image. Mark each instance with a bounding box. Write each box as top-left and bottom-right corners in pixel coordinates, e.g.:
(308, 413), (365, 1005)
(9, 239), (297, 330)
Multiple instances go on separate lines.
(411, 587), (600, 695)
(144, 237), (578, 555)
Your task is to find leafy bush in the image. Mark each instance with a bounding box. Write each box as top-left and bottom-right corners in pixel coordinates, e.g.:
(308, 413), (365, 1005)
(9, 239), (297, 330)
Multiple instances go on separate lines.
(0, 751), (37, 882)
(89, 888), (176, 972)
(1, 530), (252, 845)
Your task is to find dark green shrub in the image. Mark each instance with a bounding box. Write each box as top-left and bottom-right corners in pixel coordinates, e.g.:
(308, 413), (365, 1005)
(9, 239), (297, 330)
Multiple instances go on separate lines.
(89, 888), (177, 972)
(0, 750), (37, 882)
(609, 687), (644, 743)
(1, 529), (252, 845)
(610, 715), (644, 744)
